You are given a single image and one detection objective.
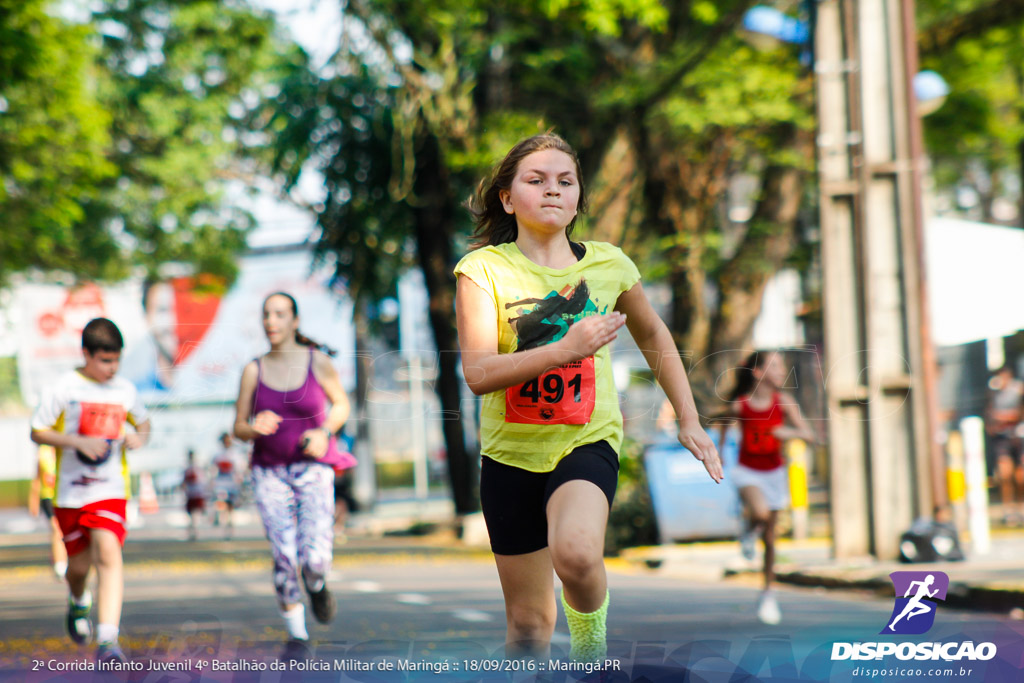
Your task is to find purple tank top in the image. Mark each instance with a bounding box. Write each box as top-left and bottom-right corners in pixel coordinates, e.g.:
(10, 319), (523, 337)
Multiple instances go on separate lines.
(250, 349), (346, 468)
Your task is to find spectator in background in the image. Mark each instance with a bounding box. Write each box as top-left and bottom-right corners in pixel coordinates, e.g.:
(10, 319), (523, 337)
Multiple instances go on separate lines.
(182, 449), (206, 541)
(986, 365), (1024, 525)
(28, 443), (68, 580)
(210, 432), (242, 539)
(332, 429), (358, 538)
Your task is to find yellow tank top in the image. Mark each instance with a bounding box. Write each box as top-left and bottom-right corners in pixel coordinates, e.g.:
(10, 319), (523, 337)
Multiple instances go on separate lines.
(454, 241), (641, 472)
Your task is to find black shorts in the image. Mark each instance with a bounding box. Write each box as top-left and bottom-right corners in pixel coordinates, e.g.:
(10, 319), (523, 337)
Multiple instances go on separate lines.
(480, 440), (619, 556)
(40, 498), (55, 519)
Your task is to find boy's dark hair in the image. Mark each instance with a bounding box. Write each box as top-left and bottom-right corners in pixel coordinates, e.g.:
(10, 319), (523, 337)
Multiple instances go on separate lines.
(82, 318), (124, 354)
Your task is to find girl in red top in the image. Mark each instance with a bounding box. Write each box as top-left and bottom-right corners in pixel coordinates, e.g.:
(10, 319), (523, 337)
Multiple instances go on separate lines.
(720, 351), (814, 625)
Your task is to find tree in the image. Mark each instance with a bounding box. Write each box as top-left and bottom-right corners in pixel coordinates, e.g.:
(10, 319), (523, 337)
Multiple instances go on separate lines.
(917, 1), (1024, 227)
(0, 0), (116, 283)
(337, 0), (814, 401)
(0, 0), (292, 286)
(260, 1), (815, 513)
(263, 0), (1024, 517)
(88, 0), (289, 281)
(260, 40), (485, 514)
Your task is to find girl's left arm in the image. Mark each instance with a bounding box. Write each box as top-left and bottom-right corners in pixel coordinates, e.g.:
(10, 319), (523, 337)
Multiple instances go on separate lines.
(615, 283), (723, 483)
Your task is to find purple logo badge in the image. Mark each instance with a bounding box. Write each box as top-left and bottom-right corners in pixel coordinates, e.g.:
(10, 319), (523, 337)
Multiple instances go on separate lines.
(882, 571), (949, 635)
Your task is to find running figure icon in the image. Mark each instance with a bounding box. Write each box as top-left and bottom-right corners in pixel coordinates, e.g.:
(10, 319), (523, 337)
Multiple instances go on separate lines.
(887, 574), (939, 632)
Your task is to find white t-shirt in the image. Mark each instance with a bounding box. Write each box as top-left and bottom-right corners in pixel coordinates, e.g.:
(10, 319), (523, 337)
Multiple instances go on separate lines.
(31, 370), (149, 508)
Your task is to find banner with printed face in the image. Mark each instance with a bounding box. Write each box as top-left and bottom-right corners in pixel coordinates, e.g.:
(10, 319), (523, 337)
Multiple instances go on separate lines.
(15, 248), (354, 408)
(120, 248), (355, 405)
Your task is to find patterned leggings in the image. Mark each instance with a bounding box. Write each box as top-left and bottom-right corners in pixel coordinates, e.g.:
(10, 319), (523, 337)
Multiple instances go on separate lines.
(252, 462), (335, 606)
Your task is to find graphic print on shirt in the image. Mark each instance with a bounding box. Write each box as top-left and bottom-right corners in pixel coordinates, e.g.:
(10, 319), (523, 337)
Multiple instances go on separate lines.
(76, 402), (126, 466)
(505, 280), (599, 425)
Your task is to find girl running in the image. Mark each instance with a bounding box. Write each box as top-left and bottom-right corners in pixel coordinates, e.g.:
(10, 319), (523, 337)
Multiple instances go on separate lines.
(719, 350), (815, 625)
(455, 133), (722, 662)
(232, 292), (353, 660)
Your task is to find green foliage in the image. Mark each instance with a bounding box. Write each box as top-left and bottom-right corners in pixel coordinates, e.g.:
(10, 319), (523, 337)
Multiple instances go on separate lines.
(0, 1), (291, 286)
(88, 0), (288, 282)
(0, 1), (117, 282)
(257, 56), (419, 305)
(918, 0), (1024, 210)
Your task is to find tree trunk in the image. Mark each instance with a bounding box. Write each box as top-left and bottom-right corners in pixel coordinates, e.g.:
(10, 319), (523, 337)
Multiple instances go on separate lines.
(351, 305), (376, 509)
(631, 121), (729, 376)
(411, 127), (480, 516)
(703, 128), (813, 400)
(1019, 138), (1024, 230)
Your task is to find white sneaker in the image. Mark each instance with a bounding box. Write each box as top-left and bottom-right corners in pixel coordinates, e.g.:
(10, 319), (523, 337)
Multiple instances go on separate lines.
(757, 591), (781, 625)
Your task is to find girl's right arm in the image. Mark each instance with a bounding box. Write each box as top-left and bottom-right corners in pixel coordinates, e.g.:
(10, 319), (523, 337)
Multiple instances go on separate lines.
(233, 361), (281, 441)
(456, 275), (626, 396)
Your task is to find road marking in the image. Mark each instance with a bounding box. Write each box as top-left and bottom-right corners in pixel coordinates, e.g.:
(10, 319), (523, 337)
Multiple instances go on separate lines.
(351, 581), (382, 593)
(396, 593), (433, 606)
(451, 609), (492, 623)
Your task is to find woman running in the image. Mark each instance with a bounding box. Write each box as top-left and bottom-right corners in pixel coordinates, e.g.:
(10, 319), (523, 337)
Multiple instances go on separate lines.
(233, 292), (353, 659)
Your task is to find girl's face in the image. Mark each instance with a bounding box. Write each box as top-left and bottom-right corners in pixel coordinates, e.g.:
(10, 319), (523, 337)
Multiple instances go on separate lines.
(499, 149), (580, 236)
(754, 352), (787, 389)
(262, 295), (298, 346)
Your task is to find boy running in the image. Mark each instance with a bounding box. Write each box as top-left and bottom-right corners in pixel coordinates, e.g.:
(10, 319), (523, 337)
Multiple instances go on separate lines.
(30, 318), (151, 664)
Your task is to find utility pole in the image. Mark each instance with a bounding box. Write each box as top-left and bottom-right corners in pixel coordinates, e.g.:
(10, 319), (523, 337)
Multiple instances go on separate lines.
(814, 0), (944, 559)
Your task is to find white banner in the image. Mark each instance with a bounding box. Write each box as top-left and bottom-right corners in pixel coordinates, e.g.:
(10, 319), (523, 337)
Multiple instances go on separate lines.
(15, 248), (355, 409)
(16, 282), (146, 407)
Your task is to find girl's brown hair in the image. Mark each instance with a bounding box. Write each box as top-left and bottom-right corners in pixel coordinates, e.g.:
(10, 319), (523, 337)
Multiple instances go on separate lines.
(466, 133), (587, 248)
(263, 292), (337, 357)
(729, 351), (772, 402)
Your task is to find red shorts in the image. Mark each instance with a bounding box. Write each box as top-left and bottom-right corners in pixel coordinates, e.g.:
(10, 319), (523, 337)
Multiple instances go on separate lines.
(55, 499), (128, 556)
(186, 497), (206, 514)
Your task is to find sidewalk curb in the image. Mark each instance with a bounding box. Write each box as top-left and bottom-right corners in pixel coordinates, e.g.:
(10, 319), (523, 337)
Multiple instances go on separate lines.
(775, 568), (1024, 613)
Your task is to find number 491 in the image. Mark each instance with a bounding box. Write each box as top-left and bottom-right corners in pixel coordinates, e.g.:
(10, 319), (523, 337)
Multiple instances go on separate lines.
(519, 374), (582, 404)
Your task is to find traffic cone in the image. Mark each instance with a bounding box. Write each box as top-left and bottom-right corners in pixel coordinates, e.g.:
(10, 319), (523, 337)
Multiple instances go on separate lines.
(139, 472), (160, 514)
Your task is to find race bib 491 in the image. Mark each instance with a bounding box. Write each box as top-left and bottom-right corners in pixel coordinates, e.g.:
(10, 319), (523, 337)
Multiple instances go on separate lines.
(505, 357), (596, 425)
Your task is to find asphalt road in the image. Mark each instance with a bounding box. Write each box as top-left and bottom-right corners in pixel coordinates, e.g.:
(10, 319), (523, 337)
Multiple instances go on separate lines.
(1, 540), (1020, 682)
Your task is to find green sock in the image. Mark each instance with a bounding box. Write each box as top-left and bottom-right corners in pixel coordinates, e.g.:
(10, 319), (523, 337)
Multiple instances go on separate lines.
(561, 590), (609, 662)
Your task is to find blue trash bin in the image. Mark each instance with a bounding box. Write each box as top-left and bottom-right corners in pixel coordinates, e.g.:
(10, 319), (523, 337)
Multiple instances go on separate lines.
(643, 428), (742, 543)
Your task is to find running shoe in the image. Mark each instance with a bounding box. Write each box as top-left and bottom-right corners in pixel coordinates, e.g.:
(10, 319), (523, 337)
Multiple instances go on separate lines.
(66, 598), (92, 644)
(309, 584), (336, 624)
(96, 641), (128, 665)
(757, 591), (781, 625)
(280, 638), (311, 663)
